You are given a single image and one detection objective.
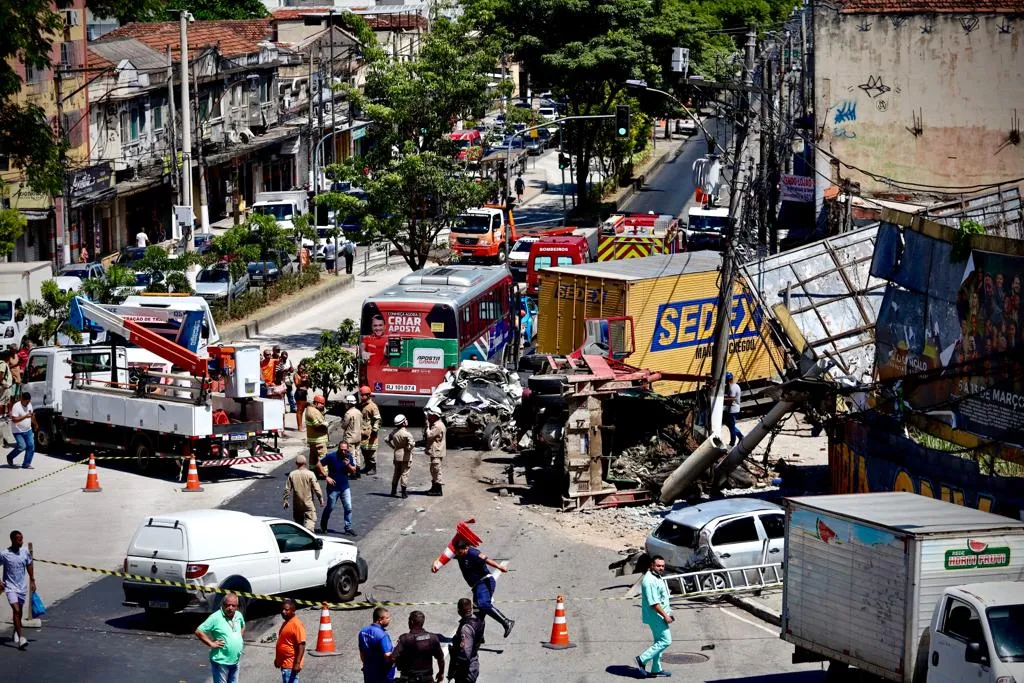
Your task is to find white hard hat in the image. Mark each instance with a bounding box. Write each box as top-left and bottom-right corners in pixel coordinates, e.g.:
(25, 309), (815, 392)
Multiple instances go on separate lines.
(426, 407), (441, 417)
(394, 414), (408, 426)
(345, 394), (357, 403)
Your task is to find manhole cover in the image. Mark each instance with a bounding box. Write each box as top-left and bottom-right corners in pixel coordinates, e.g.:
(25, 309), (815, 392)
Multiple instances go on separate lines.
(660, 653), (710, 665)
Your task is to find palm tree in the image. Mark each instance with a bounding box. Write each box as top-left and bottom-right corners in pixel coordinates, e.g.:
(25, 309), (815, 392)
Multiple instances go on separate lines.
(22, 280), (81, 345)
(79, 265), (137, 304)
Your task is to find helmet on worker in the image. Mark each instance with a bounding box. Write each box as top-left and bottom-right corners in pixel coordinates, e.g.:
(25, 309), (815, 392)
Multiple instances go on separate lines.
(726, 372), (734, 382)
(425, 407), (440, 420)
(345, 394), (357, 404)
(394, 414), (408, 427)
(359, 385), (372, 397)
(313, 394), (326, 405)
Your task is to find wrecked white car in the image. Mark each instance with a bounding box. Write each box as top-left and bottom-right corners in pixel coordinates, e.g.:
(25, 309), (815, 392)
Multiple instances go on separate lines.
(425, 360), (523, 450)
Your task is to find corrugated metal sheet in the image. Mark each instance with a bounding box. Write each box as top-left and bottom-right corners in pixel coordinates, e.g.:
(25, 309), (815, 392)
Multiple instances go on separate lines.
(536, 270), (626, 355)
(787, 493), (1024, 536)
(740, 225), (884, 380)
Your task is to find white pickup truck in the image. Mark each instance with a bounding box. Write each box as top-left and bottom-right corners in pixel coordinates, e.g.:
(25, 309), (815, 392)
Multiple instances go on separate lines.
(781, 492), (1024, 683)
(123, 509), (368, 620)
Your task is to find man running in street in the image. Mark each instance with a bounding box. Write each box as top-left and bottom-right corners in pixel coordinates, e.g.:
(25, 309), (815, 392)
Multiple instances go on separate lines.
(441, 538), (514, 638)
(1, 530), (35, 650)
(393, 610), (444, 683)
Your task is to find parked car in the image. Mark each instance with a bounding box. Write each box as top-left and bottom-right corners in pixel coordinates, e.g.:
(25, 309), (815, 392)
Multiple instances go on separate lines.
(195, 264), (249, 302)
(122, 509), (367, 619)
(498, 135), (525, 150)
(645, 498), (785, 574)
(128, 271), (165, 293)
(537, 106), (558, 120)
(59, 262), (106, 282)
(117, 247), (148, 266)
(247, 249), (298, 285)
(525, 137), (544, 155)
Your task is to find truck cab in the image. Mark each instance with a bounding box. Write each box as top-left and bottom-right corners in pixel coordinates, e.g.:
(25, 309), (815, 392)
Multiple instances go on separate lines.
(0, 296), (28, 347)
(449, 206), (516, 264)
(526, 235), (590, 296)
(685, 205), (729, 251)
(926, 582), (1024, 683)
(252, 191), (310, 230)
(448, 130), (484, 164)
(509, 236), (540, 283)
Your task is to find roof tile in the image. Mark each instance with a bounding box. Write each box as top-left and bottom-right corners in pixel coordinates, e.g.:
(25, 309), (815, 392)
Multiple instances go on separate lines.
(838, 0), (1024, 12)
(97, 19), (273, 59)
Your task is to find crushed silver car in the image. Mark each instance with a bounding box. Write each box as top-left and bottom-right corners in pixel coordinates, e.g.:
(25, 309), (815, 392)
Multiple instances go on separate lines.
(425, 360), (523, 450)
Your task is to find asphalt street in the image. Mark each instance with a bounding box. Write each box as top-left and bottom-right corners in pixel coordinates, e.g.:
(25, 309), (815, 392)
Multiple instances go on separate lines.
(4, 444), (405, 682)
(622, 117), (731, 217)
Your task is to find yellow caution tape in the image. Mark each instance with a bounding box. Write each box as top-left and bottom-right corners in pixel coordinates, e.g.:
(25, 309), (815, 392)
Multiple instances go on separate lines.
(0, 458), (89, 496)
(34, 557), (640, 610)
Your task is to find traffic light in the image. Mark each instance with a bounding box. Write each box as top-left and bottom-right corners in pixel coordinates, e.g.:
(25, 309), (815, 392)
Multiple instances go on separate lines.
(558, 153), (569, 170)
(615, 105), (630, 138)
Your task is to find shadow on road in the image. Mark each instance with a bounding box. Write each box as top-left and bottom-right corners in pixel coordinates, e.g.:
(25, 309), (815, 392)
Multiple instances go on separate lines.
(605, 664), (648, 679)
(705, 672), (828, 683)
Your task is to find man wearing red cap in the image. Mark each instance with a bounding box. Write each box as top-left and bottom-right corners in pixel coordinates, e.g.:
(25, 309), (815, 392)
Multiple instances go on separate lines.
(358, 386), (382, 476)
(305, 394), (329, 469)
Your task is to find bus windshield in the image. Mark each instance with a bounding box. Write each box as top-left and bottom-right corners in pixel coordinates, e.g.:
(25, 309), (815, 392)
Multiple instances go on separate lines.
(689, 212), (729, 233)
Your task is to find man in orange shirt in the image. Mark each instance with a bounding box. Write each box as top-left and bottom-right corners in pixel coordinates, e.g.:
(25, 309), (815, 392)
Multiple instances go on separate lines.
(260, 349), (278, 398)
(275, 598), (306, 683)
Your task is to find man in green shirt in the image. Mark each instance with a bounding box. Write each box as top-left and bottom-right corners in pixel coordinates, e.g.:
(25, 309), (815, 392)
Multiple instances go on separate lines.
(635, 555), (673, 678)
(195, 593), (246, 683)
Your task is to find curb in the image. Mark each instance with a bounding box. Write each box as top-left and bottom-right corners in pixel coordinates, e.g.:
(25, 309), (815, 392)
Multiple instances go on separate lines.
(724, 594), (782, 627)
(220, 274), (356, 342)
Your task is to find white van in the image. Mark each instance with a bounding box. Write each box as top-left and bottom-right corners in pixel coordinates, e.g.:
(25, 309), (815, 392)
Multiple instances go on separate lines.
(122, 509), (367, 619)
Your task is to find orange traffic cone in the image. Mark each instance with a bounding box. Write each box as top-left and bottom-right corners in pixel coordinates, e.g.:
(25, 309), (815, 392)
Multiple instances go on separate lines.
(432, 519), (482, 572)
(541, 595), (576, 650)
(82, 453), (102, 492)
(181, 454), (204, 492)
(308, 603), (341, 657)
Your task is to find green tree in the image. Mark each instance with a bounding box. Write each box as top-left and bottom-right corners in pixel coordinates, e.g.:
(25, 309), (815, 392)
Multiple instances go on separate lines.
(464, 0), (658, 213)
(79, 265), (138, 304)
(304, 319), (360, 399)
(0, 207), (26, 259)
(23, 280), (80, 345)
(319, 17), (498, 270)
(130, 246), (198, 294)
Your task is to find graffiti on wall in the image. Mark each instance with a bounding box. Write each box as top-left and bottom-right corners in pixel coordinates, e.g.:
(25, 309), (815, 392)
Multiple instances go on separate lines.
(834, 101), (857, 124)
(857, 74), (891, 99)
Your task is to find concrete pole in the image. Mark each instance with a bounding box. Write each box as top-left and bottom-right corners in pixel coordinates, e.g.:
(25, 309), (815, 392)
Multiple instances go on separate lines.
(166, 46), (180, 210)
(179, 13), (193, 213)
(659, 435), (728, 504)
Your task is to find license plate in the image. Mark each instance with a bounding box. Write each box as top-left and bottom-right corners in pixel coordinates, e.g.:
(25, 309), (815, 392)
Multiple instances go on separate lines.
(385, 384), (417, 392)
(227, 433), (248, 442)
(148, 600), (169, 609)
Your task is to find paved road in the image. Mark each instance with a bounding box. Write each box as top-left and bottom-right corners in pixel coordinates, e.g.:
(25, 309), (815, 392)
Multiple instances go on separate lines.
(622, 117), (732, 217)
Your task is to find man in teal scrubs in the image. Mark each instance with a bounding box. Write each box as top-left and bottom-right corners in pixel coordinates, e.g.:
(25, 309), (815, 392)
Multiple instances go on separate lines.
(635, 555), (673, 678)
(195, 593), (246, 683)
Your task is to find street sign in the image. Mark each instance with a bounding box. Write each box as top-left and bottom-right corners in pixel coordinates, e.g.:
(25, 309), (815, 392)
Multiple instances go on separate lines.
(671, 47), (690, 74)
(780, 174), (814, 203)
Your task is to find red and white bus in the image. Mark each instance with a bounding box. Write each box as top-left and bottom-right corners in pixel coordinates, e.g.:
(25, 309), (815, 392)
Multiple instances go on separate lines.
(359, 265), (515, 407)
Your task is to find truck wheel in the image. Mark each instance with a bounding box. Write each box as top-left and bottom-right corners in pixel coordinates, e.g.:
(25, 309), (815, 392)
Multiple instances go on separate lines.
(132, 437), (155, 472)
(480, 422), (503, 451)
(328, 565), (359, 603)
(34, 424), (60, 452)
(496, 244), (508, 264)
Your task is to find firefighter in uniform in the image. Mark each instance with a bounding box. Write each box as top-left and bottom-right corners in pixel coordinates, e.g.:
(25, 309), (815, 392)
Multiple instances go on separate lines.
(342, 394), (363, 472)
(448, 598), (484, 683)
(424, 407), (446, 496)
(393, 610), (444, 683)
(359, 385), (382, 475)
(386, 414), (414, 499)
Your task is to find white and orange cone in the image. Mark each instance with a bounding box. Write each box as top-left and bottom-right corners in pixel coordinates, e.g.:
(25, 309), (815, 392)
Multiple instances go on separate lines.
(308, 603), (342, 656)
(431, 519), (482, 572)
(541, 595), (576, 650)
(181, 454), (204, 492)
(82, 453), (102, 492)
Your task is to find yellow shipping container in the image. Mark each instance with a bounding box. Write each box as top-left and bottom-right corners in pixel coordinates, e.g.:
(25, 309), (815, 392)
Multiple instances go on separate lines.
(536, 253), (788, 395)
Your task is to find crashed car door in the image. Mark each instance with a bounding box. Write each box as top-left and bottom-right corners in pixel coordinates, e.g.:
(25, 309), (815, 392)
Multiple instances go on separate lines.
(707, 515), (763, 570)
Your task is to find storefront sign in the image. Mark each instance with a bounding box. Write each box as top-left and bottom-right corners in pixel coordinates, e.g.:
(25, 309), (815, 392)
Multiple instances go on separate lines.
(780, 174), (814, 203)
(69, 162), (113, 199)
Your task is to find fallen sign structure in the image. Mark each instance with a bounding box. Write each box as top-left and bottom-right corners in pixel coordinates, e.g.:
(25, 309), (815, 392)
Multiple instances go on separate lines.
(425, 360), (523, 450)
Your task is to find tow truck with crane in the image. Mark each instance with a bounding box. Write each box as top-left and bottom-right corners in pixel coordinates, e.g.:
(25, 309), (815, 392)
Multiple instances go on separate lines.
(26, 297), (284, 472)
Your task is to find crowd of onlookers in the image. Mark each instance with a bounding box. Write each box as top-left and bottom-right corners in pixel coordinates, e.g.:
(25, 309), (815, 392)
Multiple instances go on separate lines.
(259, 345), (313, 431)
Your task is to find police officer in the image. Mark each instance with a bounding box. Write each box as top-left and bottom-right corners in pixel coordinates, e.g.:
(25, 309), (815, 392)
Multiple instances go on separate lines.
(359, 386), (382, 475)
(423, 408), (446, 496)
(386, 414), (414, 499)
(393, 610), (444, 683)
(448, 598), (484, 683)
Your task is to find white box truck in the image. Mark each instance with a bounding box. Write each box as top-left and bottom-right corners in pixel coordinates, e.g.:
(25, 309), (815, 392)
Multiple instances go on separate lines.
(782, 492), (1024, 682)
(0, 261), (54, 345)
(252, 190), (309, 230)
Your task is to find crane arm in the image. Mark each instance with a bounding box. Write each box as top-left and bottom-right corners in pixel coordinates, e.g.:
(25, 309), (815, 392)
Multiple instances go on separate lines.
(69, 297), (209, 377)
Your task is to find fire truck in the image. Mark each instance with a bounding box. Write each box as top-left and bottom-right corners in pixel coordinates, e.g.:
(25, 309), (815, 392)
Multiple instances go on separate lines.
(597, 213), (684, 261)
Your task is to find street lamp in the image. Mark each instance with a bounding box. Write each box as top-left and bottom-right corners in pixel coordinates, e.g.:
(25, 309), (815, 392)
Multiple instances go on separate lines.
(624, 79), (729, 158)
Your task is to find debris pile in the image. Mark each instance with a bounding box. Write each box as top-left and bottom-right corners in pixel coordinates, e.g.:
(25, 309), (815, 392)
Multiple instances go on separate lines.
(426, 360), (523, 448)
(602, 395), (701, 491)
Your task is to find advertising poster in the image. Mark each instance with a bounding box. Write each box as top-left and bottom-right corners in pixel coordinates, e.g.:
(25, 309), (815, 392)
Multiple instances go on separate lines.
(360, 302), (458, 396)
